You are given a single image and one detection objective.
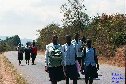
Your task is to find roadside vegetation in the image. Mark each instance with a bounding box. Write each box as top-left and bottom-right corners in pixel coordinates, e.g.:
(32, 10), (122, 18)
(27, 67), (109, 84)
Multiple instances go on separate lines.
(0, 35), (21, 52)
(0, 53), (27, 84)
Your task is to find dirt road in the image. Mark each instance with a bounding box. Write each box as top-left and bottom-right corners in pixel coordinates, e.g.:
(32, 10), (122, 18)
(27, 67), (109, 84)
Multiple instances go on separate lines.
(4, 51), (125, 84)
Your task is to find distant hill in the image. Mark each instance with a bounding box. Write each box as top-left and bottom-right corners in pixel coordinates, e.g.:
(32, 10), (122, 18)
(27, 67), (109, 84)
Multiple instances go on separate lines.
(0, 36), (32, 46)
(21, 38), (33, 46)
(0, 36), (9, 40)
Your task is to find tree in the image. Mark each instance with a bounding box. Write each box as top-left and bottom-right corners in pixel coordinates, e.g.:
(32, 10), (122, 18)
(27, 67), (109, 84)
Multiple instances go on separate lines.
(60, 0), (89, 32)
(0, 35), (21, 52)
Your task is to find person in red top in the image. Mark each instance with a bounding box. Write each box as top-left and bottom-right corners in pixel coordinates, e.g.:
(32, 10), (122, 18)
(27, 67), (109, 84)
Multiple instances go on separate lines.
(31, 40), (37, 65)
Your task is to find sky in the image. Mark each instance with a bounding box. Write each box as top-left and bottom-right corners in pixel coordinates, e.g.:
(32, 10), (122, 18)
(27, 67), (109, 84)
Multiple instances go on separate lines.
(0, 0), (125, 40)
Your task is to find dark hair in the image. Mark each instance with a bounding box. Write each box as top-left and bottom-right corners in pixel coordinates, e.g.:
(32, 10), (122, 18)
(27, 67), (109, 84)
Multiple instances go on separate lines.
(86, 39), (92, 43)
(53, 35), (58, 38)
(75, 32), (79, 36)
(65, 35), (71, 39)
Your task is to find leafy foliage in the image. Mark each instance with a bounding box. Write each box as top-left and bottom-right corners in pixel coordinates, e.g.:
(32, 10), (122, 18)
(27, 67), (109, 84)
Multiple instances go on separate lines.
(60, 0), (89, 32)
(0, 35), (21, 52)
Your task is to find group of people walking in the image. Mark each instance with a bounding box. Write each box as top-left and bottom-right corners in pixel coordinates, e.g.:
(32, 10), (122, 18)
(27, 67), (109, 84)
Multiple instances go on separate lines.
(17, 40), (37, 65)
(45, 33), (99, 84)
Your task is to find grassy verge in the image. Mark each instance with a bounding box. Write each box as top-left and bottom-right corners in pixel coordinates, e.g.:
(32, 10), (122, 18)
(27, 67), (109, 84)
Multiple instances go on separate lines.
(0, 53), (27, 84)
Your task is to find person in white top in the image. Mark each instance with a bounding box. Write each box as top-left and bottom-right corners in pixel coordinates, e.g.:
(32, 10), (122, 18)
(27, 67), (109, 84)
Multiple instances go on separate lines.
(45, 35), (64, 84)
(71, 33), (82, 69)
(62, 35), (79, 84)
(81, 39), (99, 84)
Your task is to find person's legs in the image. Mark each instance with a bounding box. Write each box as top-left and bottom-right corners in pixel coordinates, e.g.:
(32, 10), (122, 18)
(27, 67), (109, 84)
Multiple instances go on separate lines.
(32, 58), (34, 65)
(26, 60), (27, 64)
(89, 77), (93, 84)
(51, 81), (57, 84)
(73, 79), (77, 84)
(66, 77), (69, 84)
(19, 60), (20, 65)
(85, 75), (89, 84)
(85, 65), (89, 84)
(78, 57), (82, 67)
(28, 60), (29, 65)
(19, 60), (21, 65)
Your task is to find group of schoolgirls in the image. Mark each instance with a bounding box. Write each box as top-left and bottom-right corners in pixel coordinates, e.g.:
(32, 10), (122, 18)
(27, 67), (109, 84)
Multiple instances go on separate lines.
(17, 40), (37, 65)
(45, 33), (99, 84)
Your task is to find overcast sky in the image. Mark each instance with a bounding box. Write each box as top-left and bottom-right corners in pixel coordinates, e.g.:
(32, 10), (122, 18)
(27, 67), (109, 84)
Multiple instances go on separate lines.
(0, 0), (125, 39)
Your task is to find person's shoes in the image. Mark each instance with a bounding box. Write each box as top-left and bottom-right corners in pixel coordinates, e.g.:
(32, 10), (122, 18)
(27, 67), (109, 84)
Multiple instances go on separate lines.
(32, 63), (36, 65)
(19, 61), (21, 65)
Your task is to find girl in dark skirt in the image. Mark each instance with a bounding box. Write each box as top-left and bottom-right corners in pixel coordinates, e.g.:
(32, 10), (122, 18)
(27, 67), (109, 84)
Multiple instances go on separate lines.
(45, 35), (64, 84)
(48, 66), (64, 82)
(17, 43), (24, 65)
(62, 35), (79, 84)
(81, 39), (99, 84)
(24, 43), (31, 65)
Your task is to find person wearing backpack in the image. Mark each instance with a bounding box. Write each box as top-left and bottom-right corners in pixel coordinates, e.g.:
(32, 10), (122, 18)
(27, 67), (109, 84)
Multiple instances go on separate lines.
(24, 42), (31, 65)
(31, 40), (37, 65)
(45, 35), (64, 84)
(62, 35), (79, 84)
(81, 39), (99, 84)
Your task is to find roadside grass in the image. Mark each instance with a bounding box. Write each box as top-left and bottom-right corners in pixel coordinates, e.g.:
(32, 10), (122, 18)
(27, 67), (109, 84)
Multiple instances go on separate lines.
(0, 53), (27, 84)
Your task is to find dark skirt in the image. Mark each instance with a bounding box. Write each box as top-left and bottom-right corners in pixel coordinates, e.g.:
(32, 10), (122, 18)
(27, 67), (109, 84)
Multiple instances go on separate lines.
(25, 53), (30, 60)
(31, 53), (36, 59)
(84, 64), (98, 78)
(48, 66), (65, 81)
(76, 57), (82, 65)
(64, 64), (79, 80)
(18, 52), (23, 60)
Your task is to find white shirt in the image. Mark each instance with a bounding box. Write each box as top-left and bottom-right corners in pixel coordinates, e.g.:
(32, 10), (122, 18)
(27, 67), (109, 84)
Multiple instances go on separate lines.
(71, 39), (82, 57)
(62, 43), (76, 66)
(83, 47), (96, 66)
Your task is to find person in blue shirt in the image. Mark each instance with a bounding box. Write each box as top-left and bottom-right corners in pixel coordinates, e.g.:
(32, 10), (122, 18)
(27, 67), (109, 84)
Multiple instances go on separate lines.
(81, 39), (99, 84)
(62, 35), (79, 84)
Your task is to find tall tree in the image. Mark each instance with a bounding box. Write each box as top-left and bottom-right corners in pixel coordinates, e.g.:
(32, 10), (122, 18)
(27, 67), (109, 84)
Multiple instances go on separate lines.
(60, 0), (89, 32)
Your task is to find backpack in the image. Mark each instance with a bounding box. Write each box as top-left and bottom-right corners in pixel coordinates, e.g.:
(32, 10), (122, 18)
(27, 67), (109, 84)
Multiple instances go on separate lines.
(48, 45), (62, 67)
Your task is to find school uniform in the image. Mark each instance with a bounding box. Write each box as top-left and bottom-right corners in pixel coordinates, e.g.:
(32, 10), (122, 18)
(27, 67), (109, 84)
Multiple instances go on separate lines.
(24, 46), (31, 60)
(45, 43), (64, 81)
(62, 43), (79, 80)
(82, 47), (97, 78)
(71, 39), (82, 65)
(18, 47), (24, 60)
(31, 46), (37, 64)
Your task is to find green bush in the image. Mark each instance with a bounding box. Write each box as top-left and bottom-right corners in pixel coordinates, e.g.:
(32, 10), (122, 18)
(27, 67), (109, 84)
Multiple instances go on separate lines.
(113, 33), (126, 46)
